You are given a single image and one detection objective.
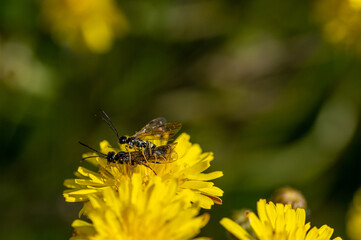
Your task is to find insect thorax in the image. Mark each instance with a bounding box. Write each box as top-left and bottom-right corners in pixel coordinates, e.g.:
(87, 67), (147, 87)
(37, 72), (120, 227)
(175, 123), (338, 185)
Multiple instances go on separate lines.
(132, 139), (156, 149)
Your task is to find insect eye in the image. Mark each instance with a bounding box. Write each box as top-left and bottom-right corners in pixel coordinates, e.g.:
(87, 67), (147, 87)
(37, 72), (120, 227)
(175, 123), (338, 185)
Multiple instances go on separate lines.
(119, 136), (127, 144)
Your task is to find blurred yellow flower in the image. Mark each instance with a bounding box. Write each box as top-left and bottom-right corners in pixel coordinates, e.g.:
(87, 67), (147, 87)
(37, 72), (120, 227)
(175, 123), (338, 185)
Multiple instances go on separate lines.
(41, 0), (128, 53)
(220, 199), (342, 240)
(315, 0), (361, 52)
(64, 133), (223, 209)
(70, 174), (210, 240)
(347, 188), (361, 240)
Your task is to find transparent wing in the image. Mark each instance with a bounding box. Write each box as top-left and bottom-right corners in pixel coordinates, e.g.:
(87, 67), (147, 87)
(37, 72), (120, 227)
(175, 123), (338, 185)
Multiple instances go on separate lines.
(133, 118), (182, 141)
(146, 143), (178, 163)
(125, 143), (178, 164)
(135, 117), (168, 135)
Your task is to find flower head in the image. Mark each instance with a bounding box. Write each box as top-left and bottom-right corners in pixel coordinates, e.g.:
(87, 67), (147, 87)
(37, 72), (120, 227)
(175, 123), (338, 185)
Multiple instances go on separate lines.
(64, 133), (223, 209)
(220, 199), (342, 240)
(41, 0), (128, 53)
(70, 174), (210, 240)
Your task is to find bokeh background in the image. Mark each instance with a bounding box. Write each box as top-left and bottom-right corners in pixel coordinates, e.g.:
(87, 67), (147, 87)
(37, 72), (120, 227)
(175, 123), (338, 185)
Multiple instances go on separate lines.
(1, 0), (361, 239)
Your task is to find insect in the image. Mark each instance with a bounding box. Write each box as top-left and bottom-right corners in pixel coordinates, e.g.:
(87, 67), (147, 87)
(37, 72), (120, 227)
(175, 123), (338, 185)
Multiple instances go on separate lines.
(97, 110), (182, 151)
(79, 141), (178, 174)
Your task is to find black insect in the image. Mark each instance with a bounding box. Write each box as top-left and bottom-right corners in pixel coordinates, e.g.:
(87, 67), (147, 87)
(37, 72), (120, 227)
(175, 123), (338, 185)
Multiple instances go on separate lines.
(97, 110), (182, 151)
(79, 141), (177, 174)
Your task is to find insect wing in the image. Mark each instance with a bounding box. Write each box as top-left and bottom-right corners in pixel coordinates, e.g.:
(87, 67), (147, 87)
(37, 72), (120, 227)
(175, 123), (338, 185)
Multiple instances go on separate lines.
(134, 117), (168, 135)
(146, 143), (178, 163)
(134, 120), (182, 141)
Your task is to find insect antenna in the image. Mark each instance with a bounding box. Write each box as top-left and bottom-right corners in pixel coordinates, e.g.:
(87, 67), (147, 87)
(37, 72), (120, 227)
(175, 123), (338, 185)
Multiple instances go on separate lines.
(81, 156), (102, 161)
(95, 109), (121, 139)
(79, 141), (107, 158)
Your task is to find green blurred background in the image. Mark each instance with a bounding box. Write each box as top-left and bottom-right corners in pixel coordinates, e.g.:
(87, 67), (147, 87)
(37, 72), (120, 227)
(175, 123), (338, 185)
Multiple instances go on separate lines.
(1, 0), (361, 239)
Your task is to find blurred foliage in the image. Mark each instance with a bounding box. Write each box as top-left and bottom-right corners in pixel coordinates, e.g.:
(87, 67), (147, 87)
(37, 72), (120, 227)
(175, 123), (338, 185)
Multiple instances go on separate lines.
(347, 188), (361, 240)
(1, 0), (361, 239)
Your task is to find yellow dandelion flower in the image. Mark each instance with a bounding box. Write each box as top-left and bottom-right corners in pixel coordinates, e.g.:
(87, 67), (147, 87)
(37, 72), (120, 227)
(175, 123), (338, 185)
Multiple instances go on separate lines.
(64, 133), (223, 209)
(220, 199), (342, 240)
(70, 174), (210, 240)
(314, 0), (361, 53)
(347, 188), (361, 240)
(41, 0), (128, 53)
(150, 133), (224, 208)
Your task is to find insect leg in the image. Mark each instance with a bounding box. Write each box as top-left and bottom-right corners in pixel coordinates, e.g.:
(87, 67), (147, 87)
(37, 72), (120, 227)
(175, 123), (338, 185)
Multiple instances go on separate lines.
(105, 160), (110, 169)
(141, 149), (148, 164)
(152, 153), (160, 164)
(137, 160), (157, 175)
(160, 154), (167, 162)
(124, 145), (133, 165)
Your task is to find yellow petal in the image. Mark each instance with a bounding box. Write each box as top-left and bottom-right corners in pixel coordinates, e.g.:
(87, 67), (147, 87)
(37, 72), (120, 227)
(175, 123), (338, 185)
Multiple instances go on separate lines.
(220, 218), (254, 240)
(187, 171), (224, 181)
